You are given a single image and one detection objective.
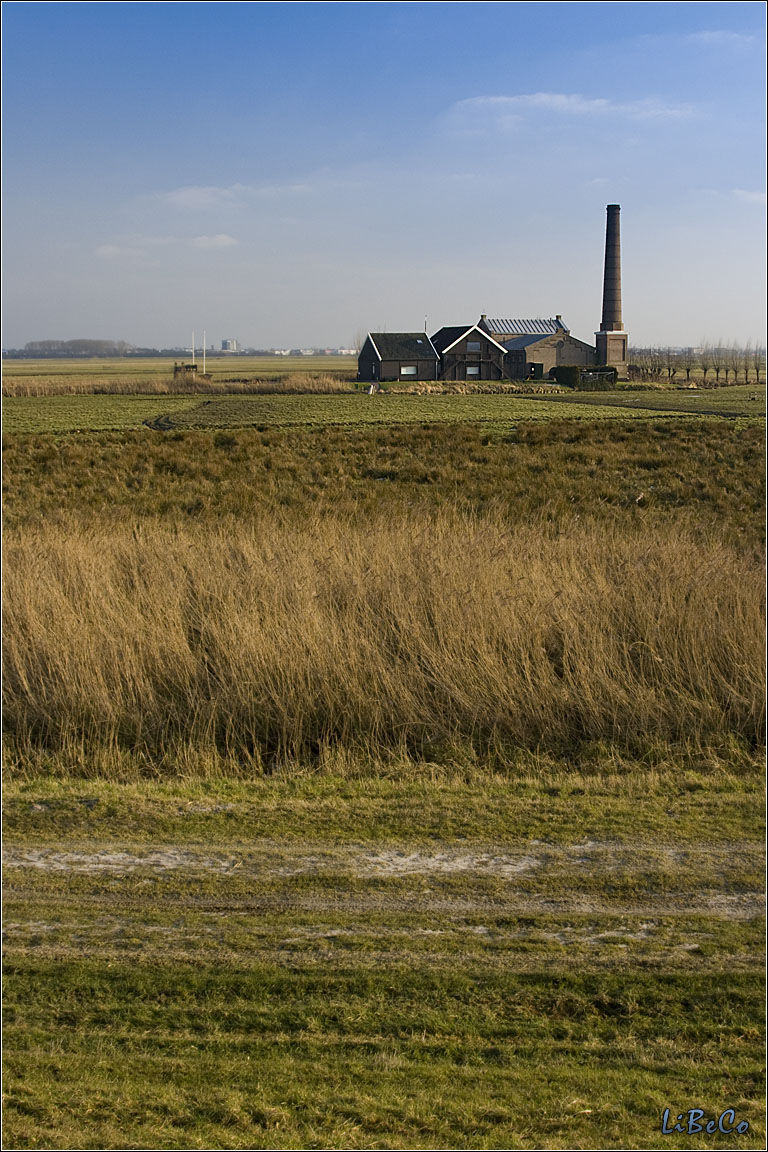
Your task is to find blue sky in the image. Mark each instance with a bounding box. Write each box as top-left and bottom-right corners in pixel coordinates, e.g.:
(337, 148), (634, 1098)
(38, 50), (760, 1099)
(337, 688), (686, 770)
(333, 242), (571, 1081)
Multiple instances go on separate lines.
(3, 1), (765, 349)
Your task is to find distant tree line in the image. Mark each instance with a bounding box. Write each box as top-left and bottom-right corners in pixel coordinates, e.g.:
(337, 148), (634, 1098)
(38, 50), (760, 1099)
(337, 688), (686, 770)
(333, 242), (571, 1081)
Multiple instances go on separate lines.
(4, 342), (211, 359)
(3, 342), (348, 359)
(18, 339), (135, 356)
(629, 343), (765, 385)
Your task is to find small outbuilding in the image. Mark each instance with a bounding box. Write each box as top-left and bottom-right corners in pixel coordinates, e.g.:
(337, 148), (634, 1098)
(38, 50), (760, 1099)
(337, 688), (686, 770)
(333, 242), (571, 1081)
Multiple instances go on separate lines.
(357, 333), (439, 383)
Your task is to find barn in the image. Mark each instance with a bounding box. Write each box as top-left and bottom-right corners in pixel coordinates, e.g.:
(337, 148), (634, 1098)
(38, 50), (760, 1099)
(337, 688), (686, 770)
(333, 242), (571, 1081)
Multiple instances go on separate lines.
(430, 324), (508, 381)
(357, 332), (439, 383)
(357, 317), (597, 383)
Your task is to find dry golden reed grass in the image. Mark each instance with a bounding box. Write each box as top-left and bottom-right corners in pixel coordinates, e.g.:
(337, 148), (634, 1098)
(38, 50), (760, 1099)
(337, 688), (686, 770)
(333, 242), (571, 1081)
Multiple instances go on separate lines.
(3, 510), (763, 772)
(1, 372), (354, 398)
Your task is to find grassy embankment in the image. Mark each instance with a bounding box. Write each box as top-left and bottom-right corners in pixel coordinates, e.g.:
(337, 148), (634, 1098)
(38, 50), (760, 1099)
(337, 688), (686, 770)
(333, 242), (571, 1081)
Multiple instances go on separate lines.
(4, 405), (764, 774)
(1, 355), (357, 397)
(3, 389), (765, 1148)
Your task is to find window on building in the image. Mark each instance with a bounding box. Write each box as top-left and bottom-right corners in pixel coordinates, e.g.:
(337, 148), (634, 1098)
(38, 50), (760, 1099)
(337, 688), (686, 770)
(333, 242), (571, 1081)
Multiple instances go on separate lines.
(466, 341), (482, 352)
(400, 365), (417, 376)
(466, 365), (480, 377)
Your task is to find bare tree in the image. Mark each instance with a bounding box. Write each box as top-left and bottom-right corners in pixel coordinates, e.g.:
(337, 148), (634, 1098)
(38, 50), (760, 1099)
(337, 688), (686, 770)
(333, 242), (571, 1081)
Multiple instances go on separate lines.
(628, 346), (650, 382)
(752, 345), (765, 384)
(711, 342), (726, 384)
(726, 343), (741, 384)
(698, 343), (712, 384)
(679, 347), (696, 382)
(742, 342), (752, 383)
(662, 347), (679, 382)
(649, 347), (666, 381)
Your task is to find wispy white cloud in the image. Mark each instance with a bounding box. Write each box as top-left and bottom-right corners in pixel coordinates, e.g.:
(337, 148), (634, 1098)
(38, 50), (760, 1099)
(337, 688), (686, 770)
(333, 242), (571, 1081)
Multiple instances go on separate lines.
(731, 188), (766, 205)
(692, 188), (766, 206)
(190, 233), (238, 249)
(153, 184), (249, 209)
(448, 92), (696, 132)
(585, 176), (628, 189)
(686, 30), (757, 48)
(96, 232), (238, 260)
(147, 180), (314, 208)
(95, 243), (128, 259)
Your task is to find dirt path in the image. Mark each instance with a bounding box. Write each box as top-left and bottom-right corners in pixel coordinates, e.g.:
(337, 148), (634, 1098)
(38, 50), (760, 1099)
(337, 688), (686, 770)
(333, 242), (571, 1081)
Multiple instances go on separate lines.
(4, 839), (763, 920)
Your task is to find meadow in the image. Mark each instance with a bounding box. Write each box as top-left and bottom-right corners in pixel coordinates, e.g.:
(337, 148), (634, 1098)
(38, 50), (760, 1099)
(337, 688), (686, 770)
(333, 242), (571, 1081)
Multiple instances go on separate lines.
(3, 382), (764, 436)
(545, 384), (764, 419)
(2, 380), (765, 1149)
(3, 765), (764, 1150)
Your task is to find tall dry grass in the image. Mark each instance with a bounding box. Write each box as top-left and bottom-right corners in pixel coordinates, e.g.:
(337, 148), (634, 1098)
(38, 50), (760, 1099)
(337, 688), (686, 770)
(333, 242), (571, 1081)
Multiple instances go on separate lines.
(3, 511), (763, 773)
(1, 373), (355, 398)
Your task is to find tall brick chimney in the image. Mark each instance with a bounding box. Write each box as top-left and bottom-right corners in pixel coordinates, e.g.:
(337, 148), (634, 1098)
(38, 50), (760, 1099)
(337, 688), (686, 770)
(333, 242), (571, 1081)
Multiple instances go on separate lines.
(596, 204), (628, 375)
(600, 204), (623, 331)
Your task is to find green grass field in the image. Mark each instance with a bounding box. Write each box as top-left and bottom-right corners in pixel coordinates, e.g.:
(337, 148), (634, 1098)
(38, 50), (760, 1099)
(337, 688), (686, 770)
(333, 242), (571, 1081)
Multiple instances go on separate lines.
(3, 384), (764, 436)
(145, 392), (723, 431)
(3, 379), (764, 1149)
(3, 765), (764, 1149)
(3, 419), (764, 546)
(548, 384), (765, 419)
(2, 394), (204, 434)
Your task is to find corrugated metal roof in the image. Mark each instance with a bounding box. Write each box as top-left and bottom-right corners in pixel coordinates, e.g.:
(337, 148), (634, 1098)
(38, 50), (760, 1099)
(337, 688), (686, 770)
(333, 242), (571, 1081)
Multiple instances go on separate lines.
(485, 318), (566, 336)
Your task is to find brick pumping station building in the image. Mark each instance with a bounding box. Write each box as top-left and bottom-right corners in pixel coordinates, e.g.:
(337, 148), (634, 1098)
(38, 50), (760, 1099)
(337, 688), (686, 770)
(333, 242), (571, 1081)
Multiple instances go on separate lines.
(358, 204), (628, 384)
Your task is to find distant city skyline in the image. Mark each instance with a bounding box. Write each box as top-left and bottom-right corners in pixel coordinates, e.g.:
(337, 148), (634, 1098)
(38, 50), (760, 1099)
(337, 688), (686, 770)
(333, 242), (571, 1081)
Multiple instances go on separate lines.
(3, 1), (766, 349)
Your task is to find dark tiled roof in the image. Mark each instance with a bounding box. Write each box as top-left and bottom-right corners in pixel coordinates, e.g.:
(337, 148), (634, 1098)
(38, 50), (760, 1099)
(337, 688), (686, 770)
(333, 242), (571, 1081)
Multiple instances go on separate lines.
(430, 326), (476, 353)
(368, 333), (438, 360)
(501, 333), (552, 350)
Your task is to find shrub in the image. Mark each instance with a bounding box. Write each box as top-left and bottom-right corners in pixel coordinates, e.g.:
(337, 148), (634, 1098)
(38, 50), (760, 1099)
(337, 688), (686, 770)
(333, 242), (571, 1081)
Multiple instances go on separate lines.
(552, 366), (619, 389)
(576, 367), (619, 390)
(552, 366), (581, 388)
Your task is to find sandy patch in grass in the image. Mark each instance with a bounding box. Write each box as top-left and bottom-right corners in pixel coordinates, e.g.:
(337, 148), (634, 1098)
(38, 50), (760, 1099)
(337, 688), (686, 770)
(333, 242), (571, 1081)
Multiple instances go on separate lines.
(4, 838), (764, 926)
(343, 849), (541, 877)
(2, 848), (238, 874)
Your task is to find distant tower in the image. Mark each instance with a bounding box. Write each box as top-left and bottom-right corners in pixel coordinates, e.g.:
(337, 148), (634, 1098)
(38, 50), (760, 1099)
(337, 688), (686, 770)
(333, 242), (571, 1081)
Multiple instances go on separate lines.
(595, 204), (628, 376)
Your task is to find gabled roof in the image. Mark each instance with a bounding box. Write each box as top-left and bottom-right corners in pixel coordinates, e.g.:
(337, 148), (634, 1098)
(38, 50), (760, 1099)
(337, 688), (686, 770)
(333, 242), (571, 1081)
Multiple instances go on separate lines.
(431, 325), (508, 355)
(483, 317), (569, 337)
(430, 326), (471, 354)
(366, 333), (438, 360)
